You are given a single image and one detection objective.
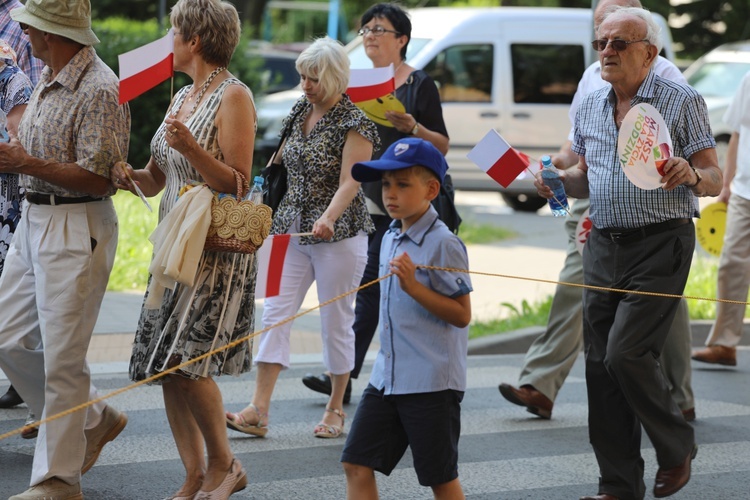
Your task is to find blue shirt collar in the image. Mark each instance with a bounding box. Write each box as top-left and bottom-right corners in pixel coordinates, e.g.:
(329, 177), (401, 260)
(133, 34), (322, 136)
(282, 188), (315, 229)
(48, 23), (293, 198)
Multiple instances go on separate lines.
(388, 205), (439, 246)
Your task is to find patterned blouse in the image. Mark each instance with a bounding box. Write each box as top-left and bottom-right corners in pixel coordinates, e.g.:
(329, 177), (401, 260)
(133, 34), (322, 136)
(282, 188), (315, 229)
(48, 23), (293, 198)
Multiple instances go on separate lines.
(272, 94), (379, 244)
(18, 46), (130, 197)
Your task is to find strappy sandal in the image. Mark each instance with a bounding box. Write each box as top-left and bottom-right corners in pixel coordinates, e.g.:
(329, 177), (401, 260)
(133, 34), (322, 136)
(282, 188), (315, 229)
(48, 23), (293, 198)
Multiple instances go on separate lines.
(313, 407), (346, 439)
(225, 403), (268, 437)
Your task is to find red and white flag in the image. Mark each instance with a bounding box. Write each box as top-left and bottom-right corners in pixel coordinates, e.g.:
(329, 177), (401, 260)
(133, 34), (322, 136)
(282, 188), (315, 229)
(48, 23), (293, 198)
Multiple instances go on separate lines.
(255, 234), (291, 299)
(346, 65), (395, 103)
(467, 129), (531, 188)
(118, 30), (174, 104)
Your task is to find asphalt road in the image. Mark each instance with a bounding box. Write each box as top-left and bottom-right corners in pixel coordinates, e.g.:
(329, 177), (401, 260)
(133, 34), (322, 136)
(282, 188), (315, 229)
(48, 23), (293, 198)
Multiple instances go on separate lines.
(1, 353), (748, 499)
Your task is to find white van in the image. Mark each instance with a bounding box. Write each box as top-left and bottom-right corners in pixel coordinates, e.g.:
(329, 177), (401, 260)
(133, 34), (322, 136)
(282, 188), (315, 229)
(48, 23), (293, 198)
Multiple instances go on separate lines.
(255, 7), (675, 211)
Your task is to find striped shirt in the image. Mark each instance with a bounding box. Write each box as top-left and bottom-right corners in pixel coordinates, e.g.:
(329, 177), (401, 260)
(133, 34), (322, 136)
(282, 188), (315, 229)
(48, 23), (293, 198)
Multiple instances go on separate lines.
(0, 0), (43, 85)
(19, 46), (130, 197)
(572, 70), (715, 229)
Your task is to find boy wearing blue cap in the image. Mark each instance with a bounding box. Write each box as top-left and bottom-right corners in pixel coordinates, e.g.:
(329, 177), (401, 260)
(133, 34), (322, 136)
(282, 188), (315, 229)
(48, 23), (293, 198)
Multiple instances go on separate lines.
(341, 137), (472, 499)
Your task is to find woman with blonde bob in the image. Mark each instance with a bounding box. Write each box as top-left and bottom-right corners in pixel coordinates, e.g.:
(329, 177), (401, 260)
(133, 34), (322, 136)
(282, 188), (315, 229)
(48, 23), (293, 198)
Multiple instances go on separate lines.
(112, 0), (257, 498)
(225, 37), (379, 439)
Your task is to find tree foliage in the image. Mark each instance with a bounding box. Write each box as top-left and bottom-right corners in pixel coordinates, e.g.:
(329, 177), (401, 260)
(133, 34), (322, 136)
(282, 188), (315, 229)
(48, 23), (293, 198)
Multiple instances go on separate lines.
(673, 0), (750, 59)
(93, 0), (747, 60)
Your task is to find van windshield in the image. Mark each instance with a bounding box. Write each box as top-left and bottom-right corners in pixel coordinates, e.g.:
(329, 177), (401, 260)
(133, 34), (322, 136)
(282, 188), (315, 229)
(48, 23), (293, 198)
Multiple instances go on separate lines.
(347, 38), (431, 69)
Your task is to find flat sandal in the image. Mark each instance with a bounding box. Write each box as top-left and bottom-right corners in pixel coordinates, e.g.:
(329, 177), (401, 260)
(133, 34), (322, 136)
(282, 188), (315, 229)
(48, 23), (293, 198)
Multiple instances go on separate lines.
(225, 403), (268, 437)
(313, 407), (346, 439)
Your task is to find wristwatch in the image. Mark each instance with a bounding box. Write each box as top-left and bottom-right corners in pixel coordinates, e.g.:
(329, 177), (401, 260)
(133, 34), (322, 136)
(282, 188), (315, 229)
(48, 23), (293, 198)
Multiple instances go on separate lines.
(410, 122), (419, 136)
(688, 166), (703, 188)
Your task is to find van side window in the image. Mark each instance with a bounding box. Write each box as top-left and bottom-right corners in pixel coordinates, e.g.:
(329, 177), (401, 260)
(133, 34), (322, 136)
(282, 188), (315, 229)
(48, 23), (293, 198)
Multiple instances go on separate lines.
(424, 44), (493, 103)
(511, 44), (584, 104)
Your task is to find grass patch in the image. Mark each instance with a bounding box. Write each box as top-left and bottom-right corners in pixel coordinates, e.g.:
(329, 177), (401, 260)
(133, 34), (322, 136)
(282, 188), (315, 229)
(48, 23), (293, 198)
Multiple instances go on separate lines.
(108, 191), (162, 292)
(685, 254), (722, 320)
(469, 296), (553, 339)
(467, 253), (744, 339)
(457, 220), (516, 244)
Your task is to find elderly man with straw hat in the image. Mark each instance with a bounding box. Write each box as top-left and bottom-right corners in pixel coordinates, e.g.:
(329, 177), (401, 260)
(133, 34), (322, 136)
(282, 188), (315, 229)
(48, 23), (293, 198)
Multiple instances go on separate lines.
(0, 0), (131, 498)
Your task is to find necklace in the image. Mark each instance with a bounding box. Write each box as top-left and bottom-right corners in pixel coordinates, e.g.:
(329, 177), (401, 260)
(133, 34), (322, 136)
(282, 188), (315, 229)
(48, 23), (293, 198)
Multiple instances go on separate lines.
(394, 60), (405, 73)
(175, 66), (226, 120)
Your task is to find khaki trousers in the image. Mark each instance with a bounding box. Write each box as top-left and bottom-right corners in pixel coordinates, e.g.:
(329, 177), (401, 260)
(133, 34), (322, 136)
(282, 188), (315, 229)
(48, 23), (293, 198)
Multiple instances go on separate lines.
(0, 199), (117, 485)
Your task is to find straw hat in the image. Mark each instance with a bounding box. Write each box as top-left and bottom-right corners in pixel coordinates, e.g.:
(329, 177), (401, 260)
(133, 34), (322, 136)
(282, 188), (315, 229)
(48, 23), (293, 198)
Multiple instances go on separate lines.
(10, 0), (99, 46)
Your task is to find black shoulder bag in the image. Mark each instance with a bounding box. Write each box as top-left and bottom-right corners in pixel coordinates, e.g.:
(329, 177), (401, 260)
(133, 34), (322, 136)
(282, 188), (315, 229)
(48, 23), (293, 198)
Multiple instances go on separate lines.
(401, 71), (462, 234)
(261, 105), (303, 213)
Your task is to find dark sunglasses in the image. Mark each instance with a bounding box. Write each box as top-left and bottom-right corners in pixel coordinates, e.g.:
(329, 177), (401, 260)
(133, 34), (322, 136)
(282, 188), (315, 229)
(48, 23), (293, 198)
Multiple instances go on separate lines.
(591, 39), (649, 52)
(18, 22), (28, 31)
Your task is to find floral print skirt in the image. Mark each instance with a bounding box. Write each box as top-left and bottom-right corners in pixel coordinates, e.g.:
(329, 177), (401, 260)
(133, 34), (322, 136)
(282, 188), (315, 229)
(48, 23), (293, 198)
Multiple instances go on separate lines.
(130, 250), (256, 382)
(0, 174), (23, 276)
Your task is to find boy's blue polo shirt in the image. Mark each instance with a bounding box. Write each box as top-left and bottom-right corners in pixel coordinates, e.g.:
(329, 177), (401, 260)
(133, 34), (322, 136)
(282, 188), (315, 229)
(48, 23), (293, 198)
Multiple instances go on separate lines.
(370, 205), (473, 395)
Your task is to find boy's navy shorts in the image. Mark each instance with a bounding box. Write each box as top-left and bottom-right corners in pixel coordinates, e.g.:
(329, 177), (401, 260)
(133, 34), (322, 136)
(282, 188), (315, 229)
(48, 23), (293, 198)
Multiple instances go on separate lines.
(341, 384), (464, 487)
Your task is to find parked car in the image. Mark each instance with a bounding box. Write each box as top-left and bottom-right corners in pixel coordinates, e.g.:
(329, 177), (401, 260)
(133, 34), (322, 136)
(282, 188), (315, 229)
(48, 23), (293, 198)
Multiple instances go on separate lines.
(246, 44), (301, 96)
(683, 40), (750, 166)
(254, 7), (675, 211)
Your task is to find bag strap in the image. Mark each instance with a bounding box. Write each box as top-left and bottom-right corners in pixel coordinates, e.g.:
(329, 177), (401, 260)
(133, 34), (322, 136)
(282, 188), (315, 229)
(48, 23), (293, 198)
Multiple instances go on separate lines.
(232, 169), (249, 198)
(270, 102), (305, 166)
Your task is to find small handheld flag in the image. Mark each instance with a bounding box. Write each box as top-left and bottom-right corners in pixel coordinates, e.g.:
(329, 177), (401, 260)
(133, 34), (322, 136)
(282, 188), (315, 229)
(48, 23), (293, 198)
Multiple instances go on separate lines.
(467, 129), (531, 188)
(118, 30), (174, 104)
(346, 65), (396, 103)
(255, 234), (291, 299)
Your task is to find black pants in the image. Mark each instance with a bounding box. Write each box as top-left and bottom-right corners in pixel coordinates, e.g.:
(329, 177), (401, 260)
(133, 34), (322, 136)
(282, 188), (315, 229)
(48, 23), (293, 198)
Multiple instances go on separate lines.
(351, 215), (391, 379)
(582, 224), (695, 499)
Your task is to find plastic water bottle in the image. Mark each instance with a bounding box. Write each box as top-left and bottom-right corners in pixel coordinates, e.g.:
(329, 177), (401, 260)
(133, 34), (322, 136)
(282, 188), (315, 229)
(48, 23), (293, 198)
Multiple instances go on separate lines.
(540, 155), (569, 217)
(0, 109), (9, 143)
(248, 175), (264, 204)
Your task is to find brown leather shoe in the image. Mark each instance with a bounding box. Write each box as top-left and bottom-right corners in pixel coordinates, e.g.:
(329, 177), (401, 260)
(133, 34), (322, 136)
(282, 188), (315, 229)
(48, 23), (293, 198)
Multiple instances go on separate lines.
(691, 345), (736, 366)
(498, 383), (553, 419)
(682, 407), (696, 422)
(653, 444), (697, 498)
(579, 495), (619, 500)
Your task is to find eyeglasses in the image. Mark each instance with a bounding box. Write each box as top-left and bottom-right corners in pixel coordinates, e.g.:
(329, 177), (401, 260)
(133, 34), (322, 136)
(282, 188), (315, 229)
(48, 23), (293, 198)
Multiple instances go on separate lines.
(168, 27), (182, 36)
(357, 26), (400, 37)
(18, 22), (28, 31)
(591, 39), (650, 52)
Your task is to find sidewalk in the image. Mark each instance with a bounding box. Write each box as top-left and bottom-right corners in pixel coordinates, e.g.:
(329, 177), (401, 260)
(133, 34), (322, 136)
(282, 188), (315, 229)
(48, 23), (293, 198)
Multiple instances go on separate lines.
(86, 230), (568, 372)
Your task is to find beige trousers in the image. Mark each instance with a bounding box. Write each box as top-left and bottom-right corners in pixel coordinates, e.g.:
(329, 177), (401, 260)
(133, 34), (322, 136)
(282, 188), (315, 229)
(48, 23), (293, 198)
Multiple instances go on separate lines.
(0, 199), (117, 485)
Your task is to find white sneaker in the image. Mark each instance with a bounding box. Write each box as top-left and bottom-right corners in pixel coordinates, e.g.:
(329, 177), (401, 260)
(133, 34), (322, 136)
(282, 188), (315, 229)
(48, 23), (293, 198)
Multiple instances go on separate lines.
(81, 405), (128, 474)
(8, 477), (83, 500)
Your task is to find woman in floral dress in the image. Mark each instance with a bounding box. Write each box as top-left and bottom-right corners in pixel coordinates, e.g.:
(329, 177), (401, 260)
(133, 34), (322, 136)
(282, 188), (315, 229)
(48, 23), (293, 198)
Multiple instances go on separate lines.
(111, 1), (256, 498)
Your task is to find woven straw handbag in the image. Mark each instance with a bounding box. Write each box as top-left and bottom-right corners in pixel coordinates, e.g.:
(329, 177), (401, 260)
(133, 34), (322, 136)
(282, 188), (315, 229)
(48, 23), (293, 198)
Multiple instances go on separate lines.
(181, 170), (273, 254)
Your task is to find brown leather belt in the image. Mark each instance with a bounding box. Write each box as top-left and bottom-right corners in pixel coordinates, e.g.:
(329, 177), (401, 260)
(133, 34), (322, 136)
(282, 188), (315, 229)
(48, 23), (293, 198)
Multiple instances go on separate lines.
(26, 193), (107, 205)
(597, 218), (691, 244)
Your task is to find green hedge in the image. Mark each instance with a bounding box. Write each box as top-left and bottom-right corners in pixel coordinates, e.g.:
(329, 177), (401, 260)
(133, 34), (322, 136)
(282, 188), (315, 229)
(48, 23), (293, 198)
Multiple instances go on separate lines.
(92, 17), (263, 170)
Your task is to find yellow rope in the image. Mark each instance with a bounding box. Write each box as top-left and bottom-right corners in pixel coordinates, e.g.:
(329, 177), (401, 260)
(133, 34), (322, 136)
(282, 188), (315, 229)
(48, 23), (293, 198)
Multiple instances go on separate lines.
(1, 265), (745, 441)
(0, 272), (391, 441)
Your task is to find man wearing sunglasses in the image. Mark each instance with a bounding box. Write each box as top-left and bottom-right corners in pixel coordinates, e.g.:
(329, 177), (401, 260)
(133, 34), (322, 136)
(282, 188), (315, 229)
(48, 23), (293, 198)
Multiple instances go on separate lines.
(535, 6), (722, 500)
(499, 0), (696, 427)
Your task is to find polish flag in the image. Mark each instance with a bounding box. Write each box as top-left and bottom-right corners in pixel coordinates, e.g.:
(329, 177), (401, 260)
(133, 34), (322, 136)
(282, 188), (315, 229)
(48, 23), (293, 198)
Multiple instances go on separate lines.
(467, 129), (531, 188)
(255, 234), (291, 299)
(118, 30), (174, 104)
(346, 65), (395, 103)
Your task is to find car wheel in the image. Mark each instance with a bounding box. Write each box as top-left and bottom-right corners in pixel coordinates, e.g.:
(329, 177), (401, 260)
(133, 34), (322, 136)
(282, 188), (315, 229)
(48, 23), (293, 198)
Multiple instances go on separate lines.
(501, 193), (547, 212)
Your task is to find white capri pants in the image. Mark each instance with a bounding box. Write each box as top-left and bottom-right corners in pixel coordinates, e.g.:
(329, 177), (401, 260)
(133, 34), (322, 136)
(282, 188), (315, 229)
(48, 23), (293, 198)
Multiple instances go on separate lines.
(256, 223), (367, 374)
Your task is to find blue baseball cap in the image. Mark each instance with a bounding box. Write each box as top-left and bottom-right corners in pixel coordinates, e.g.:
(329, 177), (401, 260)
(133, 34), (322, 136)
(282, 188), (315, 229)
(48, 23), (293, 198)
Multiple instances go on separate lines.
(352, 137), (447, 184)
